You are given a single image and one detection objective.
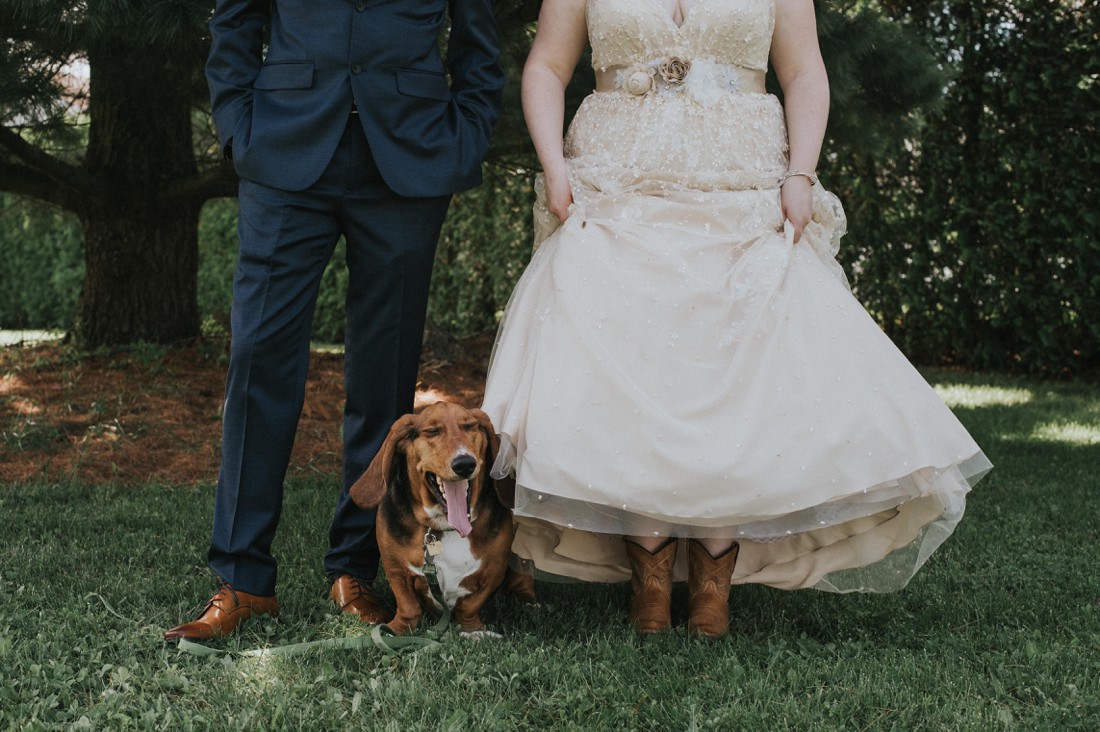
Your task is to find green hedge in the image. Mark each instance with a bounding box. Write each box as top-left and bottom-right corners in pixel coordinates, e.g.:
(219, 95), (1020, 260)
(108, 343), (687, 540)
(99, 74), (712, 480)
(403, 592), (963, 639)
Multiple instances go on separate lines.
(0, 195), (83, 330)
(194, 198), (236, 332)
(427, 166), (534, 337)
(827, 0), (1100, 377)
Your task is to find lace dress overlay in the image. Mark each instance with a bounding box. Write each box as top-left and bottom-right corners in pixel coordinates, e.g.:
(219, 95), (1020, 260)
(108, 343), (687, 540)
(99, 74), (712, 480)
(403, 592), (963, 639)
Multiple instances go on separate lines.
(481, 0), (991, 592)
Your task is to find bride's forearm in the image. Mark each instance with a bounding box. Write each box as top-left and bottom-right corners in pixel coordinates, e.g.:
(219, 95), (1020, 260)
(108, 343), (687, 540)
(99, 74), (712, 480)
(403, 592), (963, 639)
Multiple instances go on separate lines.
(522, 63), (570, 174)
(782, 69), (829, 174)
(520, 0), (588, 175)
(771, 0), (829, 175)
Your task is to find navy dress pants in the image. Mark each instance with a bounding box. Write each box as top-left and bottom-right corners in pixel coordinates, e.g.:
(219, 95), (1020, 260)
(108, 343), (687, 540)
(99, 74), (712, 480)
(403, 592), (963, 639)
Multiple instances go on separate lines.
(208, 117), (451, 596)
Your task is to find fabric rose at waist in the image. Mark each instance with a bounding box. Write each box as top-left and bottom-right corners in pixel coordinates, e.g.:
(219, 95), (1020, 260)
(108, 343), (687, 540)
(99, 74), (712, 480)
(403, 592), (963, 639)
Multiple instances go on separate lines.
(595, 58), (766, 104)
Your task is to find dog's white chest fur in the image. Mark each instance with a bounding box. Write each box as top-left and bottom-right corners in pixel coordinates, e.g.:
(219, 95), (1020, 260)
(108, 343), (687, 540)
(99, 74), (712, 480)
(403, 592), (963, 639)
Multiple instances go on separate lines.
(410, 532), (481, 610)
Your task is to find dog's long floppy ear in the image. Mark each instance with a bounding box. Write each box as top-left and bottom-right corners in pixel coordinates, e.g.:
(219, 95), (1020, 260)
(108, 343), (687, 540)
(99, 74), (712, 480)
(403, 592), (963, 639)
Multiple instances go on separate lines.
(471, 409), (515, 509)
(349, 413), (419, 510)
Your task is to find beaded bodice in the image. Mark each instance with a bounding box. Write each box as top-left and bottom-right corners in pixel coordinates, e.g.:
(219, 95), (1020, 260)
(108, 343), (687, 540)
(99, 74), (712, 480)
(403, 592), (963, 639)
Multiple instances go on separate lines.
(555, 0), (787, 206)
(534, 0), (845, 266)
(588, 0), (775, 72)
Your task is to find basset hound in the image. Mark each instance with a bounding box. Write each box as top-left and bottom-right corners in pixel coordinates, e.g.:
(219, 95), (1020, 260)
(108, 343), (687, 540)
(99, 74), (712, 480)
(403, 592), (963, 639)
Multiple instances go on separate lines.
(350, 401), (533, 637)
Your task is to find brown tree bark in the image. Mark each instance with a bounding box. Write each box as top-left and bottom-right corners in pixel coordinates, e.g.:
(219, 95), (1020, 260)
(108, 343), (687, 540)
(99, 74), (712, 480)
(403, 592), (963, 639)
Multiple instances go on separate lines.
(74, 201), (201, 348)
(70, 43), (207, 348)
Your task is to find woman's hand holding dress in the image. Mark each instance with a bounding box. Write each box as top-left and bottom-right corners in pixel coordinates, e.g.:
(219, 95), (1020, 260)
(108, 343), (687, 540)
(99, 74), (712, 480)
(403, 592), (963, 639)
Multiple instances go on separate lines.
(544, 161), (575, 223)
(781, 176), (813, 242)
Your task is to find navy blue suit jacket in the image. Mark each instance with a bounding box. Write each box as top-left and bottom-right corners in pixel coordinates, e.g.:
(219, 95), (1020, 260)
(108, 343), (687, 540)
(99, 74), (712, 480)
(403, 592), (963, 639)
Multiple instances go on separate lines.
(206, 0), (505, 197)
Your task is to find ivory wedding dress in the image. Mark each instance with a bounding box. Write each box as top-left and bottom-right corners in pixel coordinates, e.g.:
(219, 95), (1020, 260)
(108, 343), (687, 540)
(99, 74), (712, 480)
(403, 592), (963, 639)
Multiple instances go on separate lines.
(481, 0), (991, 591)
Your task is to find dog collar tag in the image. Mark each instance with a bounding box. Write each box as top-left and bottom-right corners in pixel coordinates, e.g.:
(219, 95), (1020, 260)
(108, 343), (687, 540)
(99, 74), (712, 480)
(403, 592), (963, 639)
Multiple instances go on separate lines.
(425, 531), (443, 557)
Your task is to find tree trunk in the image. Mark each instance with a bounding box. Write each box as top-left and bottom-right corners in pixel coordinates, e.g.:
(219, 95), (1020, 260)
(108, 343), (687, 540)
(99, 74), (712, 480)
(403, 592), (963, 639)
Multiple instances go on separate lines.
(74, 201), (200, 347)
(73, 41), (203, 348)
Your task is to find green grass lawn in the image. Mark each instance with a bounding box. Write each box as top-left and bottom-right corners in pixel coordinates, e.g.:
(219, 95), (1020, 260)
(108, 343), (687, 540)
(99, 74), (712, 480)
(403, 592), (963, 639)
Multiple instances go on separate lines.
(2, 369), (1098, 730)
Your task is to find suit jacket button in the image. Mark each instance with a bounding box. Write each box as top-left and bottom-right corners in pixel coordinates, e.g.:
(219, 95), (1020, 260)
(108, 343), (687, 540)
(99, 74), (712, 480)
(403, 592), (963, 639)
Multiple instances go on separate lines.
(355, 1), (365, 9)
(351, 64), (362, 74)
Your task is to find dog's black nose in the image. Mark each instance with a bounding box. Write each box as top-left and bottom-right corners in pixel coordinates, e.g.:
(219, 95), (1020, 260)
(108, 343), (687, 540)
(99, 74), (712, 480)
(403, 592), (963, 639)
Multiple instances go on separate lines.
(451, 454), (477, 478)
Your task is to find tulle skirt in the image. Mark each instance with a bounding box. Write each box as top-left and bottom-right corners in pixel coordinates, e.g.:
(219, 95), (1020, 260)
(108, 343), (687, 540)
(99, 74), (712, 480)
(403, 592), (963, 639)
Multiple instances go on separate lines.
(481, 171), (990, 593)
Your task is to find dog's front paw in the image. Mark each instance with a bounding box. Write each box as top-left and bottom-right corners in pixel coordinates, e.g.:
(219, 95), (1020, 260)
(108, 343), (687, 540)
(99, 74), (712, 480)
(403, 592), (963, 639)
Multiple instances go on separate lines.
(459, 629), (503, 641)
(383, 617), (418, 636)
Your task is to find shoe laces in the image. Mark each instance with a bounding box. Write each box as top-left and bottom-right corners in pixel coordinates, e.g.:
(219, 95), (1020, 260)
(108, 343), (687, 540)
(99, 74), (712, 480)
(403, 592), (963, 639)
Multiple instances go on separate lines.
(346, 576), (370, 599)
(203, 577), (240, 612)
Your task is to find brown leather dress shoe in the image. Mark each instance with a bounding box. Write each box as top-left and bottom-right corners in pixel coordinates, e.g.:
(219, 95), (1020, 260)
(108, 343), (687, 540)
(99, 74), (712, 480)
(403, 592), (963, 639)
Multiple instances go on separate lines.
(330, 575), (391, 624)
(164, 582), (279, 642)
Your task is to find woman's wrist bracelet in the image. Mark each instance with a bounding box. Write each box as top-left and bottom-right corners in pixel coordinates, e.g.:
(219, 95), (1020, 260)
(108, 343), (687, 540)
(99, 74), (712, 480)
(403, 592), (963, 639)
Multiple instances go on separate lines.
(780, 170), (818, 187)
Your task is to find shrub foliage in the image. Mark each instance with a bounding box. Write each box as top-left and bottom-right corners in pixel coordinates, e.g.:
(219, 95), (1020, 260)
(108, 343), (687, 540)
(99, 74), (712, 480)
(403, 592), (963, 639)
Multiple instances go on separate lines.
(844, 0), (1100, 375)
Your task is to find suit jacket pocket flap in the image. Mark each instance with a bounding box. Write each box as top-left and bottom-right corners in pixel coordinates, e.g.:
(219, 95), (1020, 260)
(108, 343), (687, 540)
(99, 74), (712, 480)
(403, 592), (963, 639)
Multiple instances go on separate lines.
(395, 69), (451, 102)
(254, 63), (315, 90)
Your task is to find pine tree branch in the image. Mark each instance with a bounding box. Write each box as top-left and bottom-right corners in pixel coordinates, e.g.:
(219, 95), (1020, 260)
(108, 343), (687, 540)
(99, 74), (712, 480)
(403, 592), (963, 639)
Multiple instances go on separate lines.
(0, 125), (94, 198)
(0, 160), (81, 209)
(161, 162), (239, 203)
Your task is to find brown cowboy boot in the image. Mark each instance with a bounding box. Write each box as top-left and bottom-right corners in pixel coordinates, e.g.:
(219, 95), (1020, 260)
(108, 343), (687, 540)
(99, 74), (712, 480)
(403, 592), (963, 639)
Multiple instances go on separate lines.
(624, 538), (677, 634)
(164, 581), (279, 641)
(686, 539), (738, 639)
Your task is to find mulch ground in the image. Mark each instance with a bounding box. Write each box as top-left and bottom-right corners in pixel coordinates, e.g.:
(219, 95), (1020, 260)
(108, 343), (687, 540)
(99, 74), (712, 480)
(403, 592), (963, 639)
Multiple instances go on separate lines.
(0, 332), (494, 485)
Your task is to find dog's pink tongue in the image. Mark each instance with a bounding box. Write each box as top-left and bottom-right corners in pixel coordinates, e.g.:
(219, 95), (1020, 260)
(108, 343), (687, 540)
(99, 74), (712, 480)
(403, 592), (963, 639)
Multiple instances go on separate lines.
(442, 480), (472, 537)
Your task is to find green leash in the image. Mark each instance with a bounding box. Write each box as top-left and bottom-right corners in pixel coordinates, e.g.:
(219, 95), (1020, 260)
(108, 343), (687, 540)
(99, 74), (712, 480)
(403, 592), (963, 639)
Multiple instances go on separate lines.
(175, 604), (450, 659)
(173, 568), (453, 660)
